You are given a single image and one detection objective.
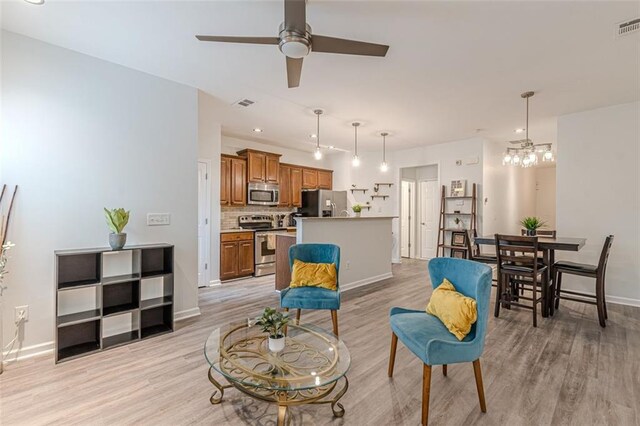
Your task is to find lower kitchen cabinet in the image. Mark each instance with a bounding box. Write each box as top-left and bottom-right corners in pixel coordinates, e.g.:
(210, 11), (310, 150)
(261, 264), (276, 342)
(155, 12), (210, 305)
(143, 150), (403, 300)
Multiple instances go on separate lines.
(220, 232), (255, 281)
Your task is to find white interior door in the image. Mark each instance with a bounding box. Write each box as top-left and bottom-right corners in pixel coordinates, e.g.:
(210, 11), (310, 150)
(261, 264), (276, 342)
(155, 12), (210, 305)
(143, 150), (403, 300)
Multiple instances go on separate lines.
(401, 181), (410, 258)
(420, 180), (438, 259)
(197, 161), (210, 287)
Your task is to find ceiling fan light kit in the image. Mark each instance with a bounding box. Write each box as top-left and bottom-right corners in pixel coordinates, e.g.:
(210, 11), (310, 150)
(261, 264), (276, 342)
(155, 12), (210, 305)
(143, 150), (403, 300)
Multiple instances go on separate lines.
(196, 0), (389, 88)
(502, 91), (555, 168)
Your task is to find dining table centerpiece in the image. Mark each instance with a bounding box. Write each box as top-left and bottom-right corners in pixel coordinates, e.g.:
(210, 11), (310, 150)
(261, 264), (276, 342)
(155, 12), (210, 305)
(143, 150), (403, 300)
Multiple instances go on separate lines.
(520, 216), (546, 236)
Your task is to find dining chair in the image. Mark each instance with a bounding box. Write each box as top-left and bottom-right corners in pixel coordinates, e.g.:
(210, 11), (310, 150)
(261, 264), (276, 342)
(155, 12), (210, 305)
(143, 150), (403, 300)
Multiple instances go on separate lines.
(388, 257), (492, 425)
(494, 234), (551, 327)
(465, 230), (497, 285)
(554, 235), (614, 327)
(280, 243), (341, 336)
(521, 229), (557, 238)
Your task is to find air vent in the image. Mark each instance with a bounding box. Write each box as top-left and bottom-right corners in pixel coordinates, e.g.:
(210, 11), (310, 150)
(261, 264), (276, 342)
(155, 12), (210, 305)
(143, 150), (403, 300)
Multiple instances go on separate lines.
(616, 18), (640, 38)
(232, 98), (255, 108)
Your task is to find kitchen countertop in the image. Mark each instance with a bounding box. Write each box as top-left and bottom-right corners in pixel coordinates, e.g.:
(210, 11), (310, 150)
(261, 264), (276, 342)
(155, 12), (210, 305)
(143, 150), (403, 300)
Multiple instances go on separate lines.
(295, 216), (398, 221)
(220, 228), (255, 233)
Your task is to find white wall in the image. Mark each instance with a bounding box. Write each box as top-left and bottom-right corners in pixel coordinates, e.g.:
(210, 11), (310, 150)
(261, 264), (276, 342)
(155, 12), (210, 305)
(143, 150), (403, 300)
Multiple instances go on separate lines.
(557, 101), (640, 304)
(222, 135), (330, 169)
(535, 166), (556, 229)
(482, 140), (537, 236)
(1, 32), (199, 358)
(329, 137), (485, 262)
(197, 91), (222, 285)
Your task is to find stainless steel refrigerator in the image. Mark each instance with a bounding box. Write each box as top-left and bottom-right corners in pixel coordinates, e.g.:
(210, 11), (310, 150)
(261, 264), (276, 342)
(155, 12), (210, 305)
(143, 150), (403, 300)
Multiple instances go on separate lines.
(299, 190), (348, 217)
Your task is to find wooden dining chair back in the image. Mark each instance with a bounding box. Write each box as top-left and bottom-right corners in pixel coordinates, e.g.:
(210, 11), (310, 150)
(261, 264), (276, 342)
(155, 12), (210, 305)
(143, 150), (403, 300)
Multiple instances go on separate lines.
(554, 235), (614, 327)
(494, 234), (549, 327)
(521, 229), (557, 238)
(465, 230), (497, 285)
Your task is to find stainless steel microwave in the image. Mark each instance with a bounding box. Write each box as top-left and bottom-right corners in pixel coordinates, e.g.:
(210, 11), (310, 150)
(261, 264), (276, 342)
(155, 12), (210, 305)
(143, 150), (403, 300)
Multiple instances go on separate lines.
(247, 183), (279, 206)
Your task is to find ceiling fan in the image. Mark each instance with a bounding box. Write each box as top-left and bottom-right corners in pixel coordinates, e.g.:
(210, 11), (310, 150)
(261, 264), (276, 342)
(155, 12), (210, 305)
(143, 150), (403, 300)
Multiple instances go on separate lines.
(196, 0), (389, 88)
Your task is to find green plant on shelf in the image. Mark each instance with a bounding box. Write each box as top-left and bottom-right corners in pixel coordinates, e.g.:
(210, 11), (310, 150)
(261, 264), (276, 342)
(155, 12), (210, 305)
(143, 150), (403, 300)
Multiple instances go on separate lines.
(104, 208), (130, 234)
(352, 204), (362, 213)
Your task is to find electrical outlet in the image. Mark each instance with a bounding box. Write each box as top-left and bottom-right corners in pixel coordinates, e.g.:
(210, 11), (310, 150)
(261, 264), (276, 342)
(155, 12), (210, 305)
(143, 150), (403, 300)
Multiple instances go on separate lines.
(345, 261), (351, 270)
(15, 305), (29, 322)
(147, 213), (171, 226)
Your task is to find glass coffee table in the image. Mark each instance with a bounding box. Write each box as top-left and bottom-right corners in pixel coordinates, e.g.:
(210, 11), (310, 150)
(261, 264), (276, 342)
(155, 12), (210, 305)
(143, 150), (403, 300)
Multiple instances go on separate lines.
(204, 318), (351, 425)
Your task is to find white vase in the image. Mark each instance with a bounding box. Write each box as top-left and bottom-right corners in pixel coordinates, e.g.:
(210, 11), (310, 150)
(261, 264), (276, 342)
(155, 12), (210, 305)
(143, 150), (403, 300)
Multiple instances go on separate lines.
(354, 212), (361, 218)
(268, 336), (285, 352)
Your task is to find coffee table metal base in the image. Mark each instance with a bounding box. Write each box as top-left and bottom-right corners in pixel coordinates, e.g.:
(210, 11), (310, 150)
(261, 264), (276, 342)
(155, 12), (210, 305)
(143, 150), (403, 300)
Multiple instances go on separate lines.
(208, 366), (349, 425)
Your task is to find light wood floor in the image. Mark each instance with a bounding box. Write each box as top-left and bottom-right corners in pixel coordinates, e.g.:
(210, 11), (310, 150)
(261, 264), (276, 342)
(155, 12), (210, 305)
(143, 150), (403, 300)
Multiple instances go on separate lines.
(1, 259), (639, 425)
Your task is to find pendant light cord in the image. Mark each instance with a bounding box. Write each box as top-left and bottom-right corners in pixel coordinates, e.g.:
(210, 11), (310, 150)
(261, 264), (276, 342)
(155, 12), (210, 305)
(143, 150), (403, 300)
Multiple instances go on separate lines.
(316, 111), (321, 150)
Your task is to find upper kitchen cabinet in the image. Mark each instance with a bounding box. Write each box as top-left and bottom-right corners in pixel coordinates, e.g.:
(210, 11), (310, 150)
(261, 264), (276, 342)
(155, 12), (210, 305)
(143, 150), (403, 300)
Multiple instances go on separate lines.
(237, 149), (281, 184)
(302, 168), (318, 189)
(290, 167), (303, 207)
(221, 154), (246, 206)
(317, 169), (333, 190)
(279, 165), (291, 207)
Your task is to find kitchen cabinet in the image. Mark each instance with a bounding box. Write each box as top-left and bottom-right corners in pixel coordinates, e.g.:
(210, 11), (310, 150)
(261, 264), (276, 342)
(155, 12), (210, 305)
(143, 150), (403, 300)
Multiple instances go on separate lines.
(302, 168), (318, 189)
(290, 167), (303, 207)
(220, 232), (255, 281)
(221, 155), (246, 206)
(317, 170), (333, 190)
(220, 156), (230, 205)
(279, 165), (291, 207)
(238, 149), (281, 184)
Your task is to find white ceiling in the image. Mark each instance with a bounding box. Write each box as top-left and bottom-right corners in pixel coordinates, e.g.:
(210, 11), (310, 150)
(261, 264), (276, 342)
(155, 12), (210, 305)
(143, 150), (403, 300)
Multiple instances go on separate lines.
(2, 1), (639, 153)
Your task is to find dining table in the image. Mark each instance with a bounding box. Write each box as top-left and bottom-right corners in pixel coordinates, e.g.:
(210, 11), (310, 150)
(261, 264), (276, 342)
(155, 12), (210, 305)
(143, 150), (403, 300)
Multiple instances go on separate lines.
(473, 235), (587, 317)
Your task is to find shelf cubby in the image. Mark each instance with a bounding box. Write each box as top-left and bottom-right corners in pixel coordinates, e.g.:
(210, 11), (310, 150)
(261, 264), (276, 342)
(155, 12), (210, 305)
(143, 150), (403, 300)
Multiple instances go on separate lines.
(58, 309), (101, 328)
(102, 310), (140, 349)
(57, 253), (101, 290)
(141, 247), (173, 277)
(103, 280), (140, 317)
(57, 319), (101, 362)
(141, 305), (173, 339)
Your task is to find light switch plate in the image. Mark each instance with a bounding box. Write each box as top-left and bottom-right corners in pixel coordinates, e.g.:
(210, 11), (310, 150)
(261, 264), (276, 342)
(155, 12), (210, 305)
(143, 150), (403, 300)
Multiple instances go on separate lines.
(147, 213), (171, 226)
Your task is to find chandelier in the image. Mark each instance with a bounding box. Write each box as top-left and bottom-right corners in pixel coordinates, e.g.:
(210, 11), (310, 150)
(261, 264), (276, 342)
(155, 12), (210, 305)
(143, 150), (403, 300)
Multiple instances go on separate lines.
(503, 91), (555, 168)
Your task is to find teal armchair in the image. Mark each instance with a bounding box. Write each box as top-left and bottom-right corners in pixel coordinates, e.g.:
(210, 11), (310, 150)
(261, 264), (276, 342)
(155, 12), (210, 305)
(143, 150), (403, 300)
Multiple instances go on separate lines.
(388, 257), (492, 425)
(280, 244), (341, 336)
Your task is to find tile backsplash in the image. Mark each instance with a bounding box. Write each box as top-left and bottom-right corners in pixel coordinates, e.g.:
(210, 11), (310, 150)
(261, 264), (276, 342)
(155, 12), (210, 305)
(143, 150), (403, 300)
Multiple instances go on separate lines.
(221, 205), (296, 229)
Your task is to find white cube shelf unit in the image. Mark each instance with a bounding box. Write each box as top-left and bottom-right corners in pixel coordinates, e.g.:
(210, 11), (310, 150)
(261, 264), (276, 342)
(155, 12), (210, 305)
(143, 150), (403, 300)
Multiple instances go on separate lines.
(55, 244), (174, 363)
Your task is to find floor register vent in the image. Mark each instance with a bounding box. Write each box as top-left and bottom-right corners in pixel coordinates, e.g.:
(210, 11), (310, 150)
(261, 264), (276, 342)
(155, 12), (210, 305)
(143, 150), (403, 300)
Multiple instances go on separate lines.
(616, 18), (640, 38)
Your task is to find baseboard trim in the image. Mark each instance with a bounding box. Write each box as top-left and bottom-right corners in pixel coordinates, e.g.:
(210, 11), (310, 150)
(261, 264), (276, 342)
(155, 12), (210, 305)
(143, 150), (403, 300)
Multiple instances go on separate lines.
(209, 279), (222, 287)
(392, 258), (402, 264)
(174, 307), (201, 321)
(341, 272), (394, 292)
(607, 295), (640, 307)
(2, 340), (54, 365)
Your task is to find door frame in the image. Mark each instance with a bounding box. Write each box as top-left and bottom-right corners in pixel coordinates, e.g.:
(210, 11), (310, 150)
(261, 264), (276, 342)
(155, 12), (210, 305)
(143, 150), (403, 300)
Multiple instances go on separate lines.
(400, 178), (417, 259)
(198, 159), (212, 287)
(418, 177), (439, 260)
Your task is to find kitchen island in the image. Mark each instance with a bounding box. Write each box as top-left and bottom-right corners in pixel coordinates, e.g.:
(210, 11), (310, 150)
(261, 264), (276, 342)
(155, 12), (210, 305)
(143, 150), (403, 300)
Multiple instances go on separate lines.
(291, 217), (396, 290)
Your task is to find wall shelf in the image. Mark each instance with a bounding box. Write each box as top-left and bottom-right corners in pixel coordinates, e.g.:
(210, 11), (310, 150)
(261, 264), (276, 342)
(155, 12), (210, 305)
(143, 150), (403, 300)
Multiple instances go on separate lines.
(350, 188), (369, 193)
(371, 195), (389, 200)
(55, 244), (174, 363)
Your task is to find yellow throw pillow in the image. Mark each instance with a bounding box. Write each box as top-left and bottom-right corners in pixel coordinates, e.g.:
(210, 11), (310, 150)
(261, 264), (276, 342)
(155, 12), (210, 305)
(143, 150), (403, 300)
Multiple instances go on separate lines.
(426, 279), (477, 341)
(290, 260), (338, 291)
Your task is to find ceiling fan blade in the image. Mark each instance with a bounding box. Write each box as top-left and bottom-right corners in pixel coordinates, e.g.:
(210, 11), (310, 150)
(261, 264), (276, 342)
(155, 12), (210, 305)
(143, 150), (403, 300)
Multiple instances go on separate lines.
(284, 0), (306, 31)
(312, 35), (389, 57)
(196, 35), (279, 45)
(286, 57), (303, 88)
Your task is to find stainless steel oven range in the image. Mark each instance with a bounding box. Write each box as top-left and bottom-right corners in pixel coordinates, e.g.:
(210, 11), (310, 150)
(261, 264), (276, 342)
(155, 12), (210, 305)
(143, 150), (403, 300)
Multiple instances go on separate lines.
(238, 214), (281, 277)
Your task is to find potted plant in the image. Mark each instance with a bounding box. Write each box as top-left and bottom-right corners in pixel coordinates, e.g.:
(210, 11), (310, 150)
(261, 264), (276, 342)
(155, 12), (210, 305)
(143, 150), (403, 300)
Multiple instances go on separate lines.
(352, 204), (362, 217)
(0, 241), (14, 375)
(255, 307), (289, 352)
(520, 216), (546, 236)
(104, 208), (130, 250)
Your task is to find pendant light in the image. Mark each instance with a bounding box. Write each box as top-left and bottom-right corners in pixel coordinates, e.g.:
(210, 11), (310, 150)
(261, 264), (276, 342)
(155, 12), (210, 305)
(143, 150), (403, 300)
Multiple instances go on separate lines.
(313, 109), (323, 160)
(352, 122), (360, 167)
(379, 132), (389, 172)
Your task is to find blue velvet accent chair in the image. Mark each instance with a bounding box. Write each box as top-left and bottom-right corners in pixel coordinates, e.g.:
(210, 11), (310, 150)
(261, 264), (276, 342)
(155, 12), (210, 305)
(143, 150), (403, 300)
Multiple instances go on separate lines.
(280, 244), (341, 336)
(388, 257), (492, 425)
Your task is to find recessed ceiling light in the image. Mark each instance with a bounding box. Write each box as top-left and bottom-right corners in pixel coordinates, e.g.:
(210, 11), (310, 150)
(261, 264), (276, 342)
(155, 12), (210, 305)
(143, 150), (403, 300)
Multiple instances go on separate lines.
(514, 128), (525, 133)
(309, 134), (317, 138)
(24, 0), (45, 4)
(253, 128), (263, 133)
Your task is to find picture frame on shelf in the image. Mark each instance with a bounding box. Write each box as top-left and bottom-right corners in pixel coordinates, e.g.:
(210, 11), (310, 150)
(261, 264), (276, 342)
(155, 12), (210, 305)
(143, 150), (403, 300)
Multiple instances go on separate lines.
(450, 248), (466, 259)
(451, 231), (467, 246)
(450, 180), (466, 197)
